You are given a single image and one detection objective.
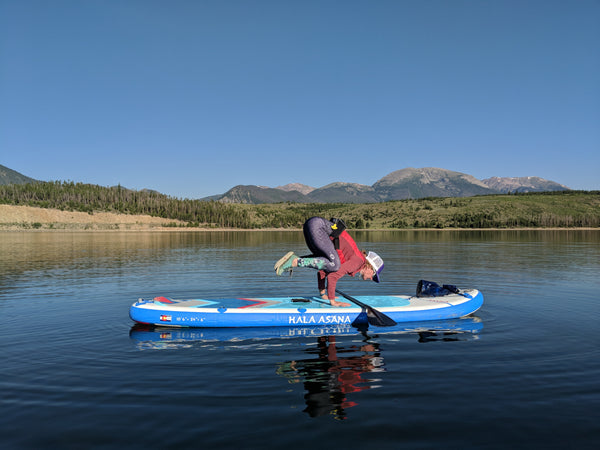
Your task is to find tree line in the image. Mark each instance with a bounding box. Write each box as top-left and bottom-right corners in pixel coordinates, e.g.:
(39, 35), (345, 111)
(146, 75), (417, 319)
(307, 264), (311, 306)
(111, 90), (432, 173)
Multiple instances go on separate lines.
(1, 181), (598, 229)
(0, 181), (253, 228)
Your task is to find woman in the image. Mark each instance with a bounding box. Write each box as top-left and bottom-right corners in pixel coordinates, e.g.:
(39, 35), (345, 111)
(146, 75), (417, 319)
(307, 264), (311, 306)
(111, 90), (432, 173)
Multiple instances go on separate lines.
(274, 217), (384, 307)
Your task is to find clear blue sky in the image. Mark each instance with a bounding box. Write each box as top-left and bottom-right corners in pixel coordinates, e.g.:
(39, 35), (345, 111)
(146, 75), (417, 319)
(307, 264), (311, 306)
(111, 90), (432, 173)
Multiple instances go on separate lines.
(1, 0), (598, 198)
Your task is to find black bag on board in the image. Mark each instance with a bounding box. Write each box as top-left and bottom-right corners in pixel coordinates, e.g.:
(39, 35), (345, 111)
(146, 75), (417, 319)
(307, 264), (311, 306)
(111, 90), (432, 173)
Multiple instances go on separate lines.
(416, 280), (460, 297)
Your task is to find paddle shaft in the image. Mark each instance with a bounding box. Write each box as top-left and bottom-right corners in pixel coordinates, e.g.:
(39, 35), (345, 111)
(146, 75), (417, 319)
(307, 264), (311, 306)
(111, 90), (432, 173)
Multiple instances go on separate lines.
(335, 289), (370, 309)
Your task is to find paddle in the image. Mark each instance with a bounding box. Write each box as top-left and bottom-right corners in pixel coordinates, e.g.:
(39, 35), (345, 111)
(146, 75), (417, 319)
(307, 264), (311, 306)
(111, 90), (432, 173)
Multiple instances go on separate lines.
(335, 289), (397, 327)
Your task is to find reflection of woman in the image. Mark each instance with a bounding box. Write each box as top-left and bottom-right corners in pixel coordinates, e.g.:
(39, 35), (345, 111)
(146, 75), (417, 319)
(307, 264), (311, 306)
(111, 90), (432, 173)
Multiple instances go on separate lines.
(276, 336), (384, 419)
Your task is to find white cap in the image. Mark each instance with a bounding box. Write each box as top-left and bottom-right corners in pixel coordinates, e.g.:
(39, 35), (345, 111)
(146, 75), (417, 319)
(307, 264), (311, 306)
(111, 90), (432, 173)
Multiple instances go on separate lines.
(365, 251), (384, 283)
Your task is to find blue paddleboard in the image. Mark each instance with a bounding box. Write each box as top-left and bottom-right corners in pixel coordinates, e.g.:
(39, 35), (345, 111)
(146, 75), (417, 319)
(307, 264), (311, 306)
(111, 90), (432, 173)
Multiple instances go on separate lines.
(129, 289), (483, 328)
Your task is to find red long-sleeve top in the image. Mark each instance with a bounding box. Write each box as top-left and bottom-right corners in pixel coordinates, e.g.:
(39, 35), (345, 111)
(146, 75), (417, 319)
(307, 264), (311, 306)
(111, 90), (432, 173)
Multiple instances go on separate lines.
(318, 230), (365, 299)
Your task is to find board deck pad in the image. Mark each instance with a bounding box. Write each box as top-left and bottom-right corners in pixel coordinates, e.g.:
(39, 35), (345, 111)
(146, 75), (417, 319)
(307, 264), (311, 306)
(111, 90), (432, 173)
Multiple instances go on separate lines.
(150, 295), (412, 309)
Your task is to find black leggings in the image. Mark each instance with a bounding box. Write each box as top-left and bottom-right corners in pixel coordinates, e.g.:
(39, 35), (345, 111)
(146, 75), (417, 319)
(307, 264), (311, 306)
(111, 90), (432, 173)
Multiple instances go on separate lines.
(302, 217), (340, 272)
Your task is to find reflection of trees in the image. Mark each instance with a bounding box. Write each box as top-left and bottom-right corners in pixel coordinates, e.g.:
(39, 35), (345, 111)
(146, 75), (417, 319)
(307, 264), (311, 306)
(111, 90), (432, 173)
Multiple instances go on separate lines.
(0, 231), (302, 290)
(276, 336), (384, 420)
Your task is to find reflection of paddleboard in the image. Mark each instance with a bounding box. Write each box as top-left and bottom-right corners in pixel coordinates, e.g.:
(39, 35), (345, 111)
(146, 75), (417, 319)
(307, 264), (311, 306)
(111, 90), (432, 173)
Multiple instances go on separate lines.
(129, 290), (483, 328)
(129, 316), (483, 349)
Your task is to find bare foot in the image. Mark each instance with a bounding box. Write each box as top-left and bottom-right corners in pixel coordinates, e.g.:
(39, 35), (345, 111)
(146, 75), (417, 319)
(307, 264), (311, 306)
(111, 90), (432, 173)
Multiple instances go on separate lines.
(330, 300), (351, 307)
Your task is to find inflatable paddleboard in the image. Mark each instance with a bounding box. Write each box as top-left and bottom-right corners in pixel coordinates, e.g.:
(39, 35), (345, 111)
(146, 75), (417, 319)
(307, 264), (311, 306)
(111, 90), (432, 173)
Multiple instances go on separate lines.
(129, 289), (483, 328)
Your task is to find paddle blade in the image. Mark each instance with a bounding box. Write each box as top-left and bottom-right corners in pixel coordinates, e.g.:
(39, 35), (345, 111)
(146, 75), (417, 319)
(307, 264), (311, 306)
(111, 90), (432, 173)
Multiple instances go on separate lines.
(336, 289), (397, 327)
(365, 306), (397, 327)
(351, 310), (370, 328)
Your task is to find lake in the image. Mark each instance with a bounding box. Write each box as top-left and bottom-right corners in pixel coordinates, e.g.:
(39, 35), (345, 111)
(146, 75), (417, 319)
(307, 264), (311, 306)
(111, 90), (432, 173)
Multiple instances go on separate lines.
(1, 230), (598, 449)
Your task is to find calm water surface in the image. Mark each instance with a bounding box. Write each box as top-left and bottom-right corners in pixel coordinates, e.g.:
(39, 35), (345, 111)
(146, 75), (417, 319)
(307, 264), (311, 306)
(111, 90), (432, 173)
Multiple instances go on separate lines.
(1, 230), (599, 449)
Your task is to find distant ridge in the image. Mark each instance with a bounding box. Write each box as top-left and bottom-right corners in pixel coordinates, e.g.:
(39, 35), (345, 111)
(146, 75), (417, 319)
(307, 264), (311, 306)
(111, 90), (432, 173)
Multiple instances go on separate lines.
(0, 163), (571, 204)
(209, 167), (570, 204)
(481, 176), (569, 193)
(373, 167), (495, 200)
(217, 185), (307, 204)
(0, 164), (37, 185)
(306, 182), (379, 203)
(275, 183), (315, 195)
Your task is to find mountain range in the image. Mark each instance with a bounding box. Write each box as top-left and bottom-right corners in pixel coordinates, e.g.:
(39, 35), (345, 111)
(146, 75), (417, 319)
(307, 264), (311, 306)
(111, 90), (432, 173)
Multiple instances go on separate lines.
(205, 167), (570, 204)
(1, 164), (570, 204)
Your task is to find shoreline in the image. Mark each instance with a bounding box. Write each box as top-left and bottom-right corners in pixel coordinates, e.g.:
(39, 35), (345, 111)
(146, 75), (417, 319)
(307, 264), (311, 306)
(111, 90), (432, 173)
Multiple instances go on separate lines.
(0, 204), (293, 232)
(1, 205), (597, 232)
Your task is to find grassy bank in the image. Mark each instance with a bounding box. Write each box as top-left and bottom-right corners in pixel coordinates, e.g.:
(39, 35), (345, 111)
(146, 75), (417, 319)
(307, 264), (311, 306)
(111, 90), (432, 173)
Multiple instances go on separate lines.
(310, 191), (600, 229)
